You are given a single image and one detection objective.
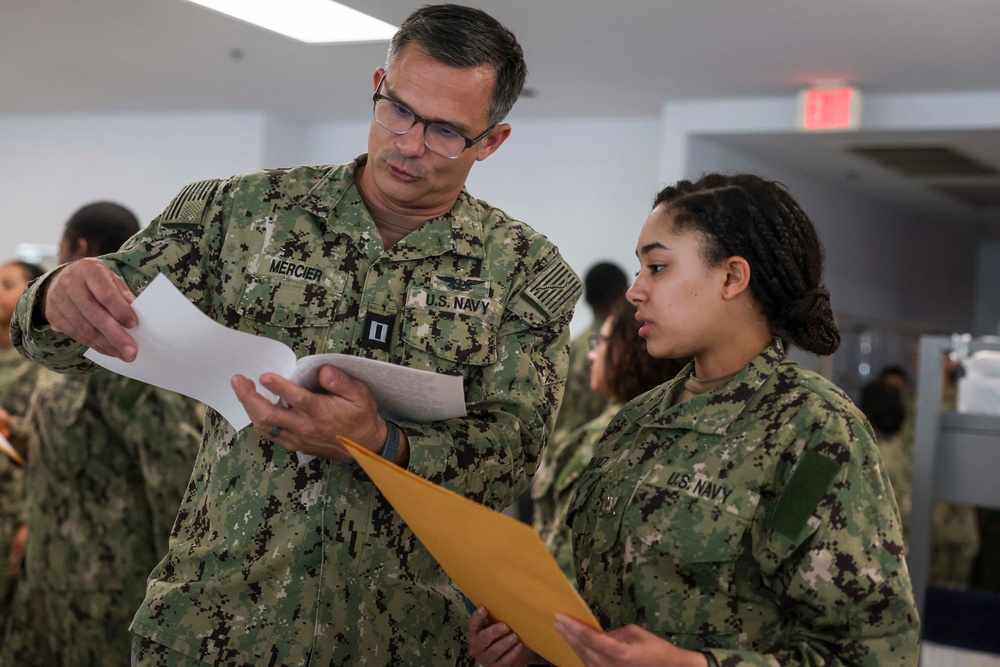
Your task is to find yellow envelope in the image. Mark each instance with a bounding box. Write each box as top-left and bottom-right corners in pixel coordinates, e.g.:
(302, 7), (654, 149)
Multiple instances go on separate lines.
(339, 436), (602, 667)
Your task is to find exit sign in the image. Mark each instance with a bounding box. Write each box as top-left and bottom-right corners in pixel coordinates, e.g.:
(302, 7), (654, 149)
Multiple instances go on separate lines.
(798, 87), (861, 131)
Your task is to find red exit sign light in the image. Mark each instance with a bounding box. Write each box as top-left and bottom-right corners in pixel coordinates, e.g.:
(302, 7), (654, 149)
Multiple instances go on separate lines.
(798, 87), (861, 131)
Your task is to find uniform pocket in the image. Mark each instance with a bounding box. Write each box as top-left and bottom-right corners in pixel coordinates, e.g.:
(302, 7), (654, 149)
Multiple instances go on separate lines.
(237, 274), (340, 328)
(622, 474), (753, 640)
(567, 469), (633, 554)
(402, 279), (499, 366)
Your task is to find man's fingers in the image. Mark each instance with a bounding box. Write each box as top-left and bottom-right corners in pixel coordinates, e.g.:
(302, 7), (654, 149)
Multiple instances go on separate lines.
(57, 295), (137, 359)
(45, 260), (139, 360)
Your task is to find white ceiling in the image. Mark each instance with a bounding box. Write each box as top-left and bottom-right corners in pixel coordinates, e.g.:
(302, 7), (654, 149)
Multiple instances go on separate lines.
(5, 0), (1000, 224)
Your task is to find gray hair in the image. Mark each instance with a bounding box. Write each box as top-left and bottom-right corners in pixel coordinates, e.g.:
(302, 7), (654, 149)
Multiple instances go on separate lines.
(386, 4), (527, 127)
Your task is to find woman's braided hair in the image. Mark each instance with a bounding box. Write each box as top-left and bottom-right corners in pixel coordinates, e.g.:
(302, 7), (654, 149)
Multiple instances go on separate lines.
(603, 299), (687, 403)
(653, 173), (840, 356)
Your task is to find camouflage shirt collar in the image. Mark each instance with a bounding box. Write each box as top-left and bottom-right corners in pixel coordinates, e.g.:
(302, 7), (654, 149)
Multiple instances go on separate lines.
(632, 338), (786, 435)
(295, 156), (485, 260)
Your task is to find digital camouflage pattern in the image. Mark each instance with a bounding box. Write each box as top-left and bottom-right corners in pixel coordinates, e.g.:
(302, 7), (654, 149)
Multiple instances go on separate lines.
(0, 345), (53, 616)
(532, 401), (620, 581)
(569, 340), (920, 666)
(12, 157), (580, 666)
(550, 321), (609, 441)
(1, 369), (202, 666)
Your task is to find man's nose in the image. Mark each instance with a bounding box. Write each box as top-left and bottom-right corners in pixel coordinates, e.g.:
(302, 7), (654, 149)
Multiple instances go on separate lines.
(395, 122), (429, 157)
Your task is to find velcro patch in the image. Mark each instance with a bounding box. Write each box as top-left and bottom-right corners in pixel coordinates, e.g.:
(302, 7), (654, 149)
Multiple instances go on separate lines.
(770, 450), (840, 540)
(160, 179), (221, 225)
(518, 256), (581, 323)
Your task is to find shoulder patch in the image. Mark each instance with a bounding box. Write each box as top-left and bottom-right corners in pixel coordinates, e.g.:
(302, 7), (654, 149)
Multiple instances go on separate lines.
(770, 449), (840, 540)
(512, 256), (582, 325)
(160, 179), (221, 227)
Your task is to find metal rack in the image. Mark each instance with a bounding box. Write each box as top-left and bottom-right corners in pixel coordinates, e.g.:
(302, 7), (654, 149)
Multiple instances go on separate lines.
(909, 335), (1000, 617)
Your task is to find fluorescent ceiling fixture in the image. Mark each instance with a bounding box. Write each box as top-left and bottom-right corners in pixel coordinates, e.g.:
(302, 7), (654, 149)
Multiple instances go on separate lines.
(184, 0), (398, 44)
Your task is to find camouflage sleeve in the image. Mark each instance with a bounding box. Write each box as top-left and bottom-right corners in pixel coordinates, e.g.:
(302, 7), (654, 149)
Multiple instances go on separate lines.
(401, 251), (579, 511)
(11, 178), (227, 373)
(716, 410), (920, 666)
(100, 378), (203, 556)
(10, 265), (93, 372)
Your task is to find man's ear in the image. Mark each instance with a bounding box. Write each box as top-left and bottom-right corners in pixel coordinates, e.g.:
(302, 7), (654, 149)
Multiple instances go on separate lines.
(721, 256), (751, 300)
(475, 123), (512, 161)
(74, 238), (94, 260)
(373, 68), (386, 91)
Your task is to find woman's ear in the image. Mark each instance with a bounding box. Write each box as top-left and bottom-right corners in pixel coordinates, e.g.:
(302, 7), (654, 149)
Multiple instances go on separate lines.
(721, 256), (751, 300)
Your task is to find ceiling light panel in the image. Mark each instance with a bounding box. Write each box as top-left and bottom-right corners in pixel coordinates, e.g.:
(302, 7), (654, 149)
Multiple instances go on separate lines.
(184, 0), (397, 44)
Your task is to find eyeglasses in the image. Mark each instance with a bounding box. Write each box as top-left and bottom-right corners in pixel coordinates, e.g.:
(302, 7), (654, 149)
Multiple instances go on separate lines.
(372, 77), (495, 159)
(588, 334), (607, 351)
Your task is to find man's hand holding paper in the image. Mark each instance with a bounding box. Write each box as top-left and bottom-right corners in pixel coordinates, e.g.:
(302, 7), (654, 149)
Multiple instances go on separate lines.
(232, 364), (399, 464)
(45, 258), (140, 361)
(81, 273), (464, 464)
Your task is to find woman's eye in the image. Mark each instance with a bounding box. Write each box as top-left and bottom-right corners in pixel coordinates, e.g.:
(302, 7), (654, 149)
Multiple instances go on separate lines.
(649, 264), (665, 275)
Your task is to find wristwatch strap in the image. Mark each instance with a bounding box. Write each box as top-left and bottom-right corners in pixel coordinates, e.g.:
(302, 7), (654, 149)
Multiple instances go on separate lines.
(701, 650), (720, 667)
(381, 420), (401, 464)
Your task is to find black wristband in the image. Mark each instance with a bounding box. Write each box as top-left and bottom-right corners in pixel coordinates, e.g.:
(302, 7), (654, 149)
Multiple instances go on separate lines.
(381, 421), (401, 464)
(701, 650), (720, 667)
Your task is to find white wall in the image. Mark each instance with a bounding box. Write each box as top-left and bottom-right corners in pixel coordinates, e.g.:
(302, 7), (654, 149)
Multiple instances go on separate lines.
(0, 100), (990, 345)
(0, 111), (270, 262)
(466, 117), (661, 334)
(659, 96), (983, 337)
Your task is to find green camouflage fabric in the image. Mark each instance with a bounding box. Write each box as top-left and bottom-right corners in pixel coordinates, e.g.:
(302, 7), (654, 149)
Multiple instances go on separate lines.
(12, 157), (580, 666)
(551, 320), (609, 441)
(876, 428), (980, 589)
(569, 340), (919, 666)
(1, 369), (202, 666)
(0, 345), (52, 616)
(532, 401), (620, 581)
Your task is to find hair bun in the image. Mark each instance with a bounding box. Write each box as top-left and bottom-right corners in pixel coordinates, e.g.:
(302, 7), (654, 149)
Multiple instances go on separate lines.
(780, 287), (841, 355)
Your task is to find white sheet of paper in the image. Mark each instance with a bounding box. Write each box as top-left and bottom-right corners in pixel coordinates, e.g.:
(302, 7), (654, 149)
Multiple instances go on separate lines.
(290, 353), (467, 464)
(290, 354), (466, 424)
(85, 274), (296, 430)
(84, 275), (468, 450)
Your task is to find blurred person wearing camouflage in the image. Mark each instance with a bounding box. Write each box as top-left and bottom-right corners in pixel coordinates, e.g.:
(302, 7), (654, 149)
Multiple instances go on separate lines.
(2, 203), (203, 667)
(11, 5), (580, 666)
(532, 298), (684, 581)
(861, 377), (980, 590)
(0, 259), (47, 616)
(551, 262), (628, 441)
(470, 174), (919, 666)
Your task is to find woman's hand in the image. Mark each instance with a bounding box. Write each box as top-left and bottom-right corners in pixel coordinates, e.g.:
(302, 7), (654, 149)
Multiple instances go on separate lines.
(554, 614), (709, 667)
(467, 606), (544, 667)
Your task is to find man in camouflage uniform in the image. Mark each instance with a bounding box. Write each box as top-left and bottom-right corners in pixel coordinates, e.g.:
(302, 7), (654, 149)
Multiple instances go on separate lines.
(13, 5), (580, 666)
(3, 203), (203, 667)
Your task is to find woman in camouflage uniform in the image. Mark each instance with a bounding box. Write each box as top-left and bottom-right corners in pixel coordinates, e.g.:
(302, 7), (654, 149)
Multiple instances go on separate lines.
(0, 259), (45, 615)
(470, 174), (919, 666)
(531, 298), (684, 581)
